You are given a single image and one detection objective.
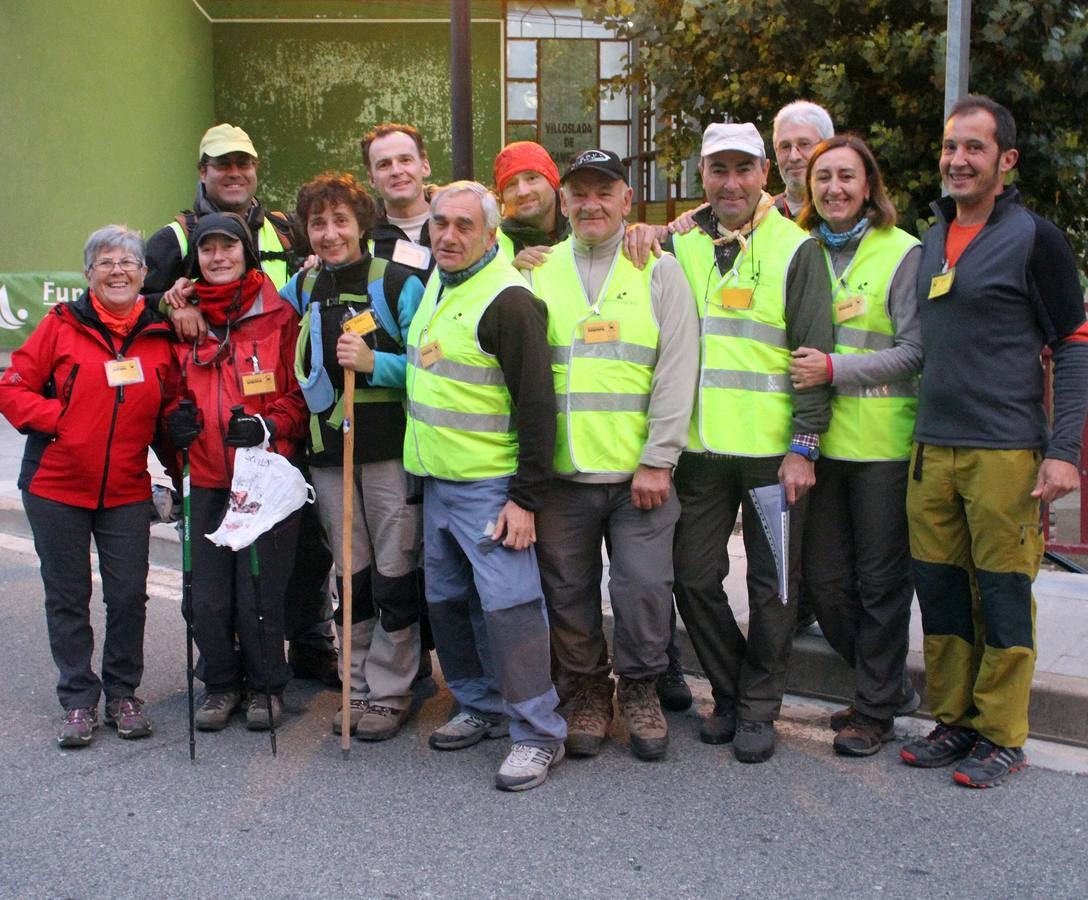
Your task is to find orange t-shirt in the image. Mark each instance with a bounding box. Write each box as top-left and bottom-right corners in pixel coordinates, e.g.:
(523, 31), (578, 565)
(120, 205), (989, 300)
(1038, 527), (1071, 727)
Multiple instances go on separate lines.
(945, 219), (985, 267)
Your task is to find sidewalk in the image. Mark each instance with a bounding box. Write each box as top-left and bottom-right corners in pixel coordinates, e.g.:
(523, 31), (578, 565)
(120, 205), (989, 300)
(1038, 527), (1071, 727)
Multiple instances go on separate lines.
(1, 417), (1085, 746)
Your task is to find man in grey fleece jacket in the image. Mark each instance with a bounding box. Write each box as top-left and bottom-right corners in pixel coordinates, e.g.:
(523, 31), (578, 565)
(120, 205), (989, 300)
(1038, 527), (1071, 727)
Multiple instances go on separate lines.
(527, 149), (699, 762)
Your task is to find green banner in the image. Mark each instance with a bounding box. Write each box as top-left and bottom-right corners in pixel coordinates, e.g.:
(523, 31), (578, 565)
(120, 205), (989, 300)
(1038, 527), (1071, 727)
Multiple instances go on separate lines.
(0, 273), (86, 350)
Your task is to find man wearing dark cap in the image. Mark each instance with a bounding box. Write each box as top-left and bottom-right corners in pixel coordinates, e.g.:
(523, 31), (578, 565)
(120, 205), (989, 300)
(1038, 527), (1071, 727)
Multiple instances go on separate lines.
(492, 141), (568, 268)
(528, 149), (698, 762)
(148, 123), (337, 689)
(668, 122), (834, 763)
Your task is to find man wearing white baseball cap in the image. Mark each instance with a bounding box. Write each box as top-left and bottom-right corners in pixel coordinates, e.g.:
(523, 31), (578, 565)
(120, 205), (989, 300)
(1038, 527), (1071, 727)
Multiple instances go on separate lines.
(667, 121), (834, 763)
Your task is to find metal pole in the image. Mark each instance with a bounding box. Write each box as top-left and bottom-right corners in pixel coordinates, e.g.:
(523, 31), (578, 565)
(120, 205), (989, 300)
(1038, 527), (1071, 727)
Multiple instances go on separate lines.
(450, 0), (473, 180)
(943, 0), (972, 122)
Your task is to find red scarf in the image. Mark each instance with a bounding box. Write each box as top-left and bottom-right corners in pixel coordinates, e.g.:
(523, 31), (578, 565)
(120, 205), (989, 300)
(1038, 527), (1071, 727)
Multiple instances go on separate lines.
(194, 269), (264, 326)
(90, 291), (145, 338)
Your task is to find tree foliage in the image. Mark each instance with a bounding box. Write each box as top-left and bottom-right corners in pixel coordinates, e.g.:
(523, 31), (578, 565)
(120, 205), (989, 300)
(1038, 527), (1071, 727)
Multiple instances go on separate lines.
(580, 0), (1088, 261)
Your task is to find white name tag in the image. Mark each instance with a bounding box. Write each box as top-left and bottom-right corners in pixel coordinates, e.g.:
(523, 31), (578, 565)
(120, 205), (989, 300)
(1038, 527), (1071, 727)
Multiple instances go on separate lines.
(392, 239), (432, 271)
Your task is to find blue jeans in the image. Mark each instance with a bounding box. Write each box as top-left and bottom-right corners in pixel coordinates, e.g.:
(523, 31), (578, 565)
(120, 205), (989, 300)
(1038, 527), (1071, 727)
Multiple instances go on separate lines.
(423, 476), (566, 748)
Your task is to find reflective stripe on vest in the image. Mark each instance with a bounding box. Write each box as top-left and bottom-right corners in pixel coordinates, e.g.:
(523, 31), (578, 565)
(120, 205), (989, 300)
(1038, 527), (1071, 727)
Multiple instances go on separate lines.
(822, 226), (920, 461)
(403, 259), (526, 480)
(673, 209), (809, 456)
(170, 217), (289, 289)
(530, 239), (658, 475)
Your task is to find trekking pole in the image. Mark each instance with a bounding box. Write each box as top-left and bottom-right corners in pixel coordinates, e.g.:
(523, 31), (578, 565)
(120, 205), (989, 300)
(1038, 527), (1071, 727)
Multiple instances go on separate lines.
(248, 541), (278, 757)
(180, 401), (197, 762)
(339, 366), (355, 760)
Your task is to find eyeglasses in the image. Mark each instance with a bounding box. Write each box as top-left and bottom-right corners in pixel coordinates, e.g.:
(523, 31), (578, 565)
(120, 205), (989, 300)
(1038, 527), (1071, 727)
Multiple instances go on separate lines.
(91, 258), (143, 272)
(776, 139), (815, 155)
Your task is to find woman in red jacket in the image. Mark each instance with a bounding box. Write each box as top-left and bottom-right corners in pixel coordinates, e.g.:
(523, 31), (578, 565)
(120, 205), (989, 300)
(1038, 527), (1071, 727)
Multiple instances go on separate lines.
(165, 212), (306, 733)
(0, 225), (177, 748)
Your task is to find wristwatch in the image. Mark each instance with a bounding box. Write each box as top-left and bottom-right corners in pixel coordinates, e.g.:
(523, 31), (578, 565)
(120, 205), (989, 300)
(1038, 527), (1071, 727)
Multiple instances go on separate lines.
(789, 442), (820, 462)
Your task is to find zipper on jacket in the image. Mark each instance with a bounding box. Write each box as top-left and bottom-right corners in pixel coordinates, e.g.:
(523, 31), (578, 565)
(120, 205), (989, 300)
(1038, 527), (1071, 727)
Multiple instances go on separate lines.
(96, 358), (124, 509)
(54, 364), (81, 426)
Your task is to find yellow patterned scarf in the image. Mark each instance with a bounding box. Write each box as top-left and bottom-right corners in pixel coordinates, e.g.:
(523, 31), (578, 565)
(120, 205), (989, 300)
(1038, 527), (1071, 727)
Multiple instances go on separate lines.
(713, 192), (776, 254)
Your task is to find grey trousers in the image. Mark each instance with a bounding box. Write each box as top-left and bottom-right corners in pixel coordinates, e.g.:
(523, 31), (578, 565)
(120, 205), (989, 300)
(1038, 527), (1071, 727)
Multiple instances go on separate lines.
(802, 458), (913, 719)
(536, 478), (678, 695)
(672, 452), (805, 722)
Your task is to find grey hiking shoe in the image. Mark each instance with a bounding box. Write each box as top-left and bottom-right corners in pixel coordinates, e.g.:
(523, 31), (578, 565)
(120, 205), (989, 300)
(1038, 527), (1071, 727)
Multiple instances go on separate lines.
(245, 693), (284, 731)
(495, 743), (565, 792)
(953, 737), (1027, 788)
(104, 696), (152, 739)
(565, 679), (614, 757)
(194, 690), (242, 732)
(333, 697), (369, 736)
(900, 722), (977, 768)
(355, 703), (412, 742)
(429, 711), (509, 751)
(57, 707), (98, 748)
(617, 676), (668, 760)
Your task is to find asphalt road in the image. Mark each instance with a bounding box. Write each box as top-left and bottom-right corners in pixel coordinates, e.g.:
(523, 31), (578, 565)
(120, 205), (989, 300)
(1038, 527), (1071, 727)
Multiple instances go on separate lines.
(0, 532), (1085, 899)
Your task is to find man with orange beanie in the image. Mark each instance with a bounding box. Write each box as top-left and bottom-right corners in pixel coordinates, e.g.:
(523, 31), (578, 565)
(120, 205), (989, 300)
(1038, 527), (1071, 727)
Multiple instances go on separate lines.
(493, 141), (568, 269)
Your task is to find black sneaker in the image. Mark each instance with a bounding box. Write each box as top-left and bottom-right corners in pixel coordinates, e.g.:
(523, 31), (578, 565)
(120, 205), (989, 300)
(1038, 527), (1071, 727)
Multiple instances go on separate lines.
(288, 642), (340, 689)
(900, 722), (977, 768)
(953, 738), (1027, 788)
(655, 658), (693, 712)
(699, 702), (737, 745)
(733, 720), (776, 763)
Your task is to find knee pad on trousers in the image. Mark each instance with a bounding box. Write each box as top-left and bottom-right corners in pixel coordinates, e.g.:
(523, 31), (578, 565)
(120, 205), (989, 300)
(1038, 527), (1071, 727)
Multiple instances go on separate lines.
(333, 568), (376, 625)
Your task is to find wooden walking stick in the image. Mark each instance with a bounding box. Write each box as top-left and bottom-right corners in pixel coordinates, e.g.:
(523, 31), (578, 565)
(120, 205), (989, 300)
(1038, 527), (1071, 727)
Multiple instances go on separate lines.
(340, 366), (355, 759)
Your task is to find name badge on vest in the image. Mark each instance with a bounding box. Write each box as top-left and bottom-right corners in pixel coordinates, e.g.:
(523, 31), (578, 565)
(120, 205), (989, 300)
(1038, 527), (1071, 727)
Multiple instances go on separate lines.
(720, 287), (754, 310)
(242, 371), (276, 396)
(584, 320), (619, 344)
(393, 239), (432, 271)
(419, 340), (443, 368)
(343, 310), (378, 336)
(834, 295), (867, 324)
(104, 357), (144, 388)
(928, 268), (955, 299)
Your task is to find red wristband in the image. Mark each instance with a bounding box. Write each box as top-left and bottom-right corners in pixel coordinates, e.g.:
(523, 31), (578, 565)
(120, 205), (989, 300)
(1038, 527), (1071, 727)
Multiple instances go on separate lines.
(825, 354), (834, 385)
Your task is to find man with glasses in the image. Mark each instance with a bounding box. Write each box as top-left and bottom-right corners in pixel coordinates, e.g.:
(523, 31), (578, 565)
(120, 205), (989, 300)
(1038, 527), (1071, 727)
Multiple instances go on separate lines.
(145, 123), (338, 690)
(771, 101), (834, 222)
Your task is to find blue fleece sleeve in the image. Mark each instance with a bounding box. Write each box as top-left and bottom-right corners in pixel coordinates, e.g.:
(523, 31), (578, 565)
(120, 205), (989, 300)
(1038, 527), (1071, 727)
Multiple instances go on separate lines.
(279, 272), (307, 318)
(368, 274), (425, 389)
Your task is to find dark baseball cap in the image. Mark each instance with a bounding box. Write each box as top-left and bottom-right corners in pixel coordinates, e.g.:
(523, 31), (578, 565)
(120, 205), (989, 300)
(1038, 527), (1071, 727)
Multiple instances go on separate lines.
(561, 149), (628, 185)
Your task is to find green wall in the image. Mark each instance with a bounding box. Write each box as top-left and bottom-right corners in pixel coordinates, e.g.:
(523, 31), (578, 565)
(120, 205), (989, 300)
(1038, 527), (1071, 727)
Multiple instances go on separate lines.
(212, 20), (504, 213)
(0, 1), (214, 271)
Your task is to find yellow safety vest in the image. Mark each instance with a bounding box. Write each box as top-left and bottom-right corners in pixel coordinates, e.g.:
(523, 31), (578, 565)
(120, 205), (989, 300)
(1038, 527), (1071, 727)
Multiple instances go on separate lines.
(496, 229), (515, 262)
(820, 226), (920, 461)
(170, 217), (289, 289)
(530, 238), (659, 475)
(403, 257), (527, 480)
(673, 209), (809, 456)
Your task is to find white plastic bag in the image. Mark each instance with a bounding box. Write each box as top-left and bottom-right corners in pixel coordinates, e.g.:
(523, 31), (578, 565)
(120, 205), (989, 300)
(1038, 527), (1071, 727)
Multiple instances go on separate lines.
(205, 445), (314, 551)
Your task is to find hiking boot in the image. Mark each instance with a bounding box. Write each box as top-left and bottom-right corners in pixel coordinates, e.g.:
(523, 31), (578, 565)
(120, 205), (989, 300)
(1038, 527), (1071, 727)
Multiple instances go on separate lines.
(733, 720), (776, 763)
(700, 702), (737, 745)
(656, 659), (693, 712)
(245, 693), (284, 731)
(429, 711), (509, 751)
(900, 722), (977, 768)
(288, 642), (341, 689)
(333, 697), (369, 736)
(194, 690), (242, 732)
(495, 743), (565, 792)
(355, 703), (412, 742)
(953, 737), (1027, 788)
(794, 604), (820, 637)
(830, 688), (923, 732)
(565, 679), (614, 757)
(57, 707), (98, 748)
(104, 696), (152, 739)
(617, 676), (668, 760)
(833, 711), (894, 757)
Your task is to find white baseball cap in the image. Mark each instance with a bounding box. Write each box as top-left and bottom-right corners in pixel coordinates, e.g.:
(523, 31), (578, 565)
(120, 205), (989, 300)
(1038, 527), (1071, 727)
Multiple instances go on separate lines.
(700, 122), (766, 160)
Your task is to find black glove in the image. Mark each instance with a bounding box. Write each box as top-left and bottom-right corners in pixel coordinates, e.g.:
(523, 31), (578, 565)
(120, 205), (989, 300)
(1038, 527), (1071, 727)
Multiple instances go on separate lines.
(167, 401), (202, 450)
(225, 405), (270, 447)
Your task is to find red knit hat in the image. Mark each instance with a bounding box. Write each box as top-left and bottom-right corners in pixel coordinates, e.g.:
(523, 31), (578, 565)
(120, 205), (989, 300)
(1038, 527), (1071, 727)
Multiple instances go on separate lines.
(493, 141), (561, 193)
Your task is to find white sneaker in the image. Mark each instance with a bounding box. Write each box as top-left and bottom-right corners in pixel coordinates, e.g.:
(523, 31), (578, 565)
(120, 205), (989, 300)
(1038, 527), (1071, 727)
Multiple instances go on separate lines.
(495, 742), (565, 792)
(429, 711), (509, 751)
